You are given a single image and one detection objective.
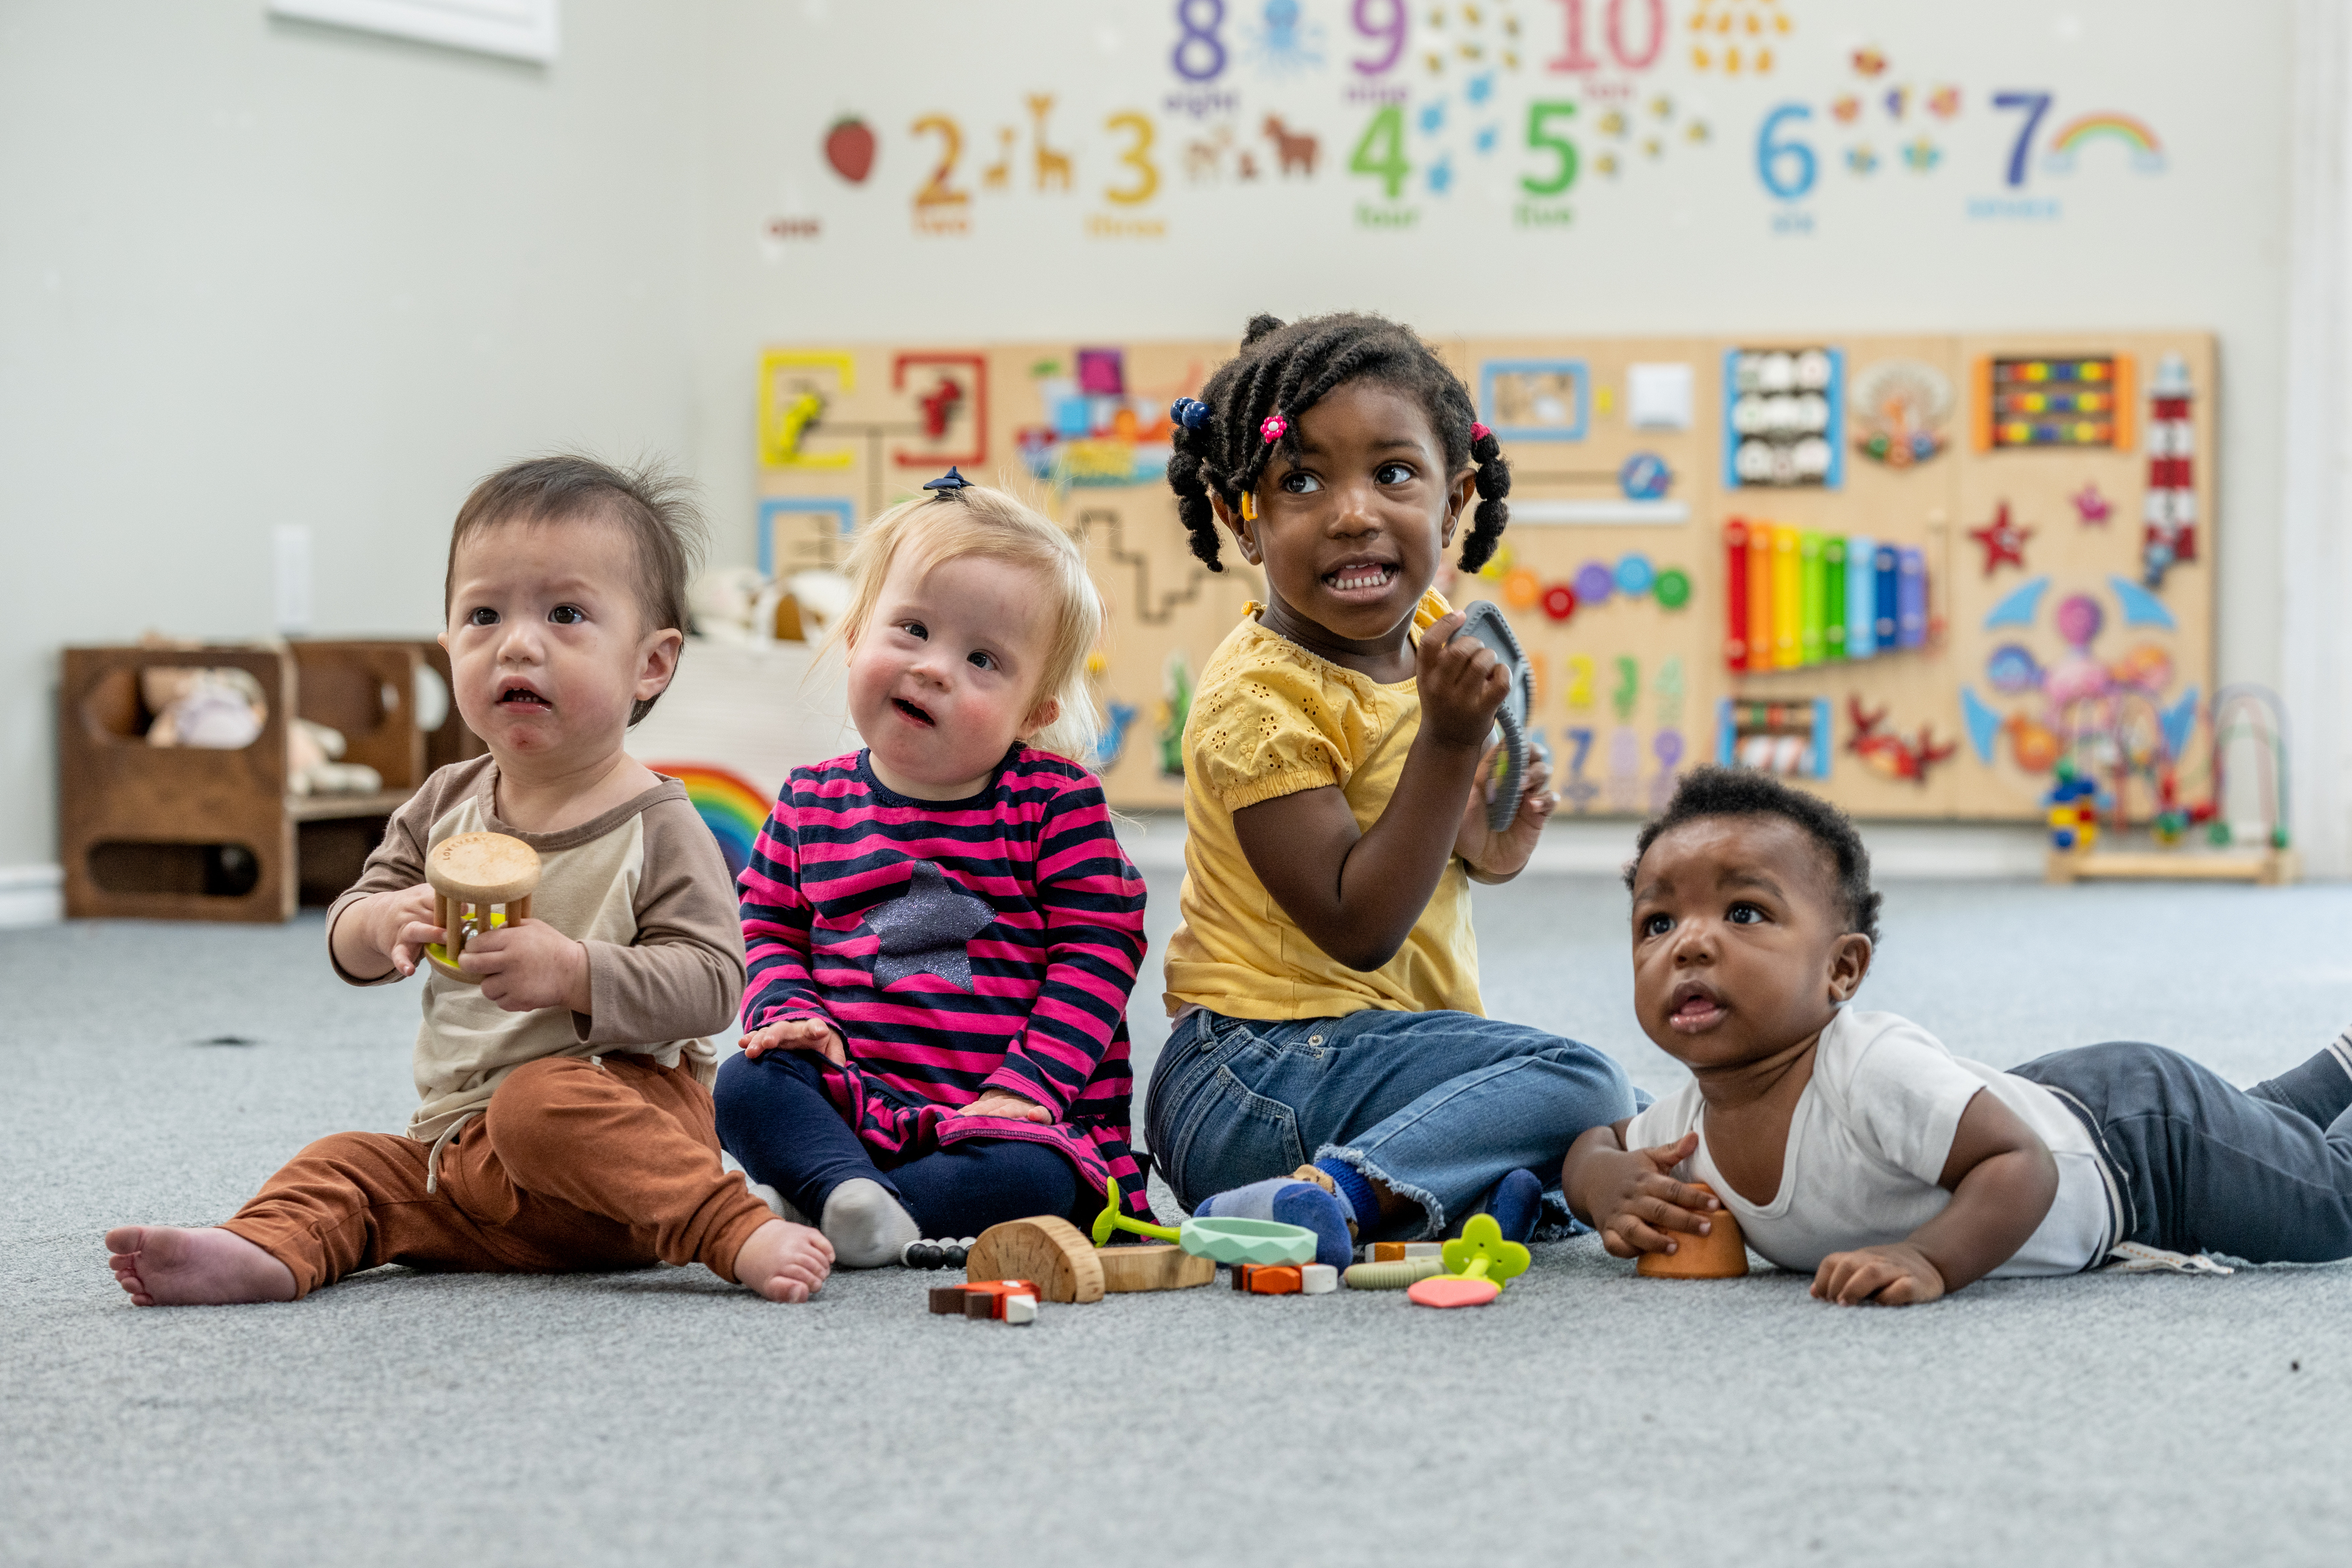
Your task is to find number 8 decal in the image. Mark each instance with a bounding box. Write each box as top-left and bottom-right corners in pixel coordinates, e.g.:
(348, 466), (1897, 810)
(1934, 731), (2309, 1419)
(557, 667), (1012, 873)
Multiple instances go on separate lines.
(1172, 0), (1227, 82)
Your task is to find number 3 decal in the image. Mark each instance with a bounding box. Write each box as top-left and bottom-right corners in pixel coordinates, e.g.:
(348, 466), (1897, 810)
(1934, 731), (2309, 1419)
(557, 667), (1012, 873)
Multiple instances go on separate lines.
(1104, 112), (1160, 206)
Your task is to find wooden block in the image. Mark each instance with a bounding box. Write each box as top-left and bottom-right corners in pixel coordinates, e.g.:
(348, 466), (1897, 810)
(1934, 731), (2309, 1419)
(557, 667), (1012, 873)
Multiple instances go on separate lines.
(1371, 1242), (1406, 1262)
(1002, 1293), (1037, 1325)
(1094, 1242), (1215, 1293)
(929, 1286), (971, 1315)
(1233, 1264), (1302, 1295)
(964, 1292), (996, 1319)
(1404, 1242), (1443, 1259)
(930, 1278), (1040, 1317)
(967, 1216), (1104, 1303)
(1300, 1264), (1337, 1295)
(1372, 1241), (1444, 1260)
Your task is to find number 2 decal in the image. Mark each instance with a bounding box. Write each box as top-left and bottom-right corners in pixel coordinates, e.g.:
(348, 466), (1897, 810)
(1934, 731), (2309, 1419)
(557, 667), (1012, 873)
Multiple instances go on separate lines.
(911, 114), (968, 209)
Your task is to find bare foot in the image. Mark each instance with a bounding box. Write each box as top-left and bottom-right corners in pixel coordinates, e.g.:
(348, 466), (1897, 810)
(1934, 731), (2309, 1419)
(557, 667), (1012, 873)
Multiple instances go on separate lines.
(732, 1218), (833, 1303)
(105, 1227), (298, 1306)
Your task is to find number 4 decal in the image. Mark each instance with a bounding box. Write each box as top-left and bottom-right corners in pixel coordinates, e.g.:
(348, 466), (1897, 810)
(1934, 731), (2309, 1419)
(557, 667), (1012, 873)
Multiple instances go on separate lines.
(1351, 103), (1410, 200)
(1992, 91), (2053, 187)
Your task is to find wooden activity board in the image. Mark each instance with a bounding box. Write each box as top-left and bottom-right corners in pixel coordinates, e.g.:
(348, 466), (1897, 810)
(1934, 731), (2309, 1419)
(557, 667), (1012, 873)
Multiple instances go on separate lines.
(754, 331), (2215, 821)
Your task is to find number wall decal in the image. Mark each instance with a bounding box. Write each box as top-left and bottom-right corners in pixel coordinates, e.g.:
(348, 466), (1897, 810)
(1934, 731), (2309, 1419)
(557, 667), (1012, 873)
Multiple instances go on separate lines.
(1350, 103), (1412, 199)
(1172, 0), (1228, 83)
(1755, 103), (1816, 201)
(1992, 91), (2053, 188)
(1104, 112), (1161, 205)
(911, 114), (969, 208)
(1523, 102), (1580, 195)
(1548, 0), (1664, 74)
(1351, 0), (1406, 75)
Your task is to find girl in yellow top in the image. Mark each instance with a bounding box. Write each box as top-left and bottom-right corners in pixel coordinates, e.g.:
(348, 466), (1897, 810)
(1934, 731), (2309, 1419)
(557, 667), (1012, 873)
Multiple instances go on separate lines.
(1148, 313), (1637, 1265)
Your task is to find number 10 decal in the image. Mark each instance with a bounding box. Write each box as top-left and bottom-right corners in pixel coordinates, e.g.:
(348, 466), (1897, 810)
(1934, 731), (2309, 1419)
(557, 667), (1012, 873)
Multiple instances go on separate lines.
(1547, 0), (1664, 73)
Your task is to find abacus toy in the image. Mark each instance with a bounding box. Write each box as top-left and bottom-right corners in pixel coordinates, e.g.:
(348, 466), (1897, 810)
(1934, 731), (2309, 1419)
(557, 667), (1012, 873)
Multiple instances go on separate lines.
(424, 832), (542, 982)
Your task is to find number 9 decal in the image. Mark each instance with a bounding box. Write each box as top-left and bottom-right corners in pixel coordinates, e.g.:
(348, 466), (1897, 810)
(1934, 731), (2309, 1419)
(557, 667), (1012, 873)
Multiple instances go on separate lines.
(1104, 112), (1160, 206)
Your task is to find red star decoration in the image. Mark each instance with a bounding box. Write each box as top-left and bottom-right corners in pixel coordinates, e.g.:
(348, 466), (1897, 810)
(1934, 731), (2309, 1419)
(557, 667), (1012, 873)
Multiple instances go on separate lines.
(1969, 502), (2032, 574)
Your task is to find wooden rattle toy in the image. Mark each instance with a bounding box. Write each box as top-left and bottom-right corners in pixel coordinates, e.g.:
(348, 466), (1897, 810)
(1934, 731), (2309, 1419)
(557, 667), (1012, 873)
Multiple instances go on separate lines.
(1635, 1183), (1750, 1278)
(1406, 1214), (1531, 1309)
(1090, 1177), (1320, 1267)
(424, 832), (541, 982)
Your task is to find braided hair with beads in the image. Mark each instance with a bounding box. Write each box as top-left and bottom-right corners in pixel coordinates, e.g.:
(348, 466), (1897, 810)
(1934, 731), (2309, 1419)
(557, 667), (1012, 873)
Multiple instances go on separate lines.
(1164, 312), (1511, 575)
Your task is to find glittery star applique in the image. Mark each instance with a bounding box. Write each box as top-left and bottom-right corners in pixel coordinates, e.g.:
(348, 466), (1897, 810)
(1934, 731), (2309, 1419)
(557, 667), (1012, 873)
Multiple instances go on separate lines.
(854, 861), (996, 993)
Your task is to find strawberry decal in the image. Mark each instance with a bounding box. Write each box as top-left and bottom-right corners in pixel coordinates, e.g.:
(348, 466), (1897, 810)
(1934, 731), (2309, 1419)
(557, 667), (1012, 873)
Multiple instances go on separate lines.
(824, 115), (875, 184)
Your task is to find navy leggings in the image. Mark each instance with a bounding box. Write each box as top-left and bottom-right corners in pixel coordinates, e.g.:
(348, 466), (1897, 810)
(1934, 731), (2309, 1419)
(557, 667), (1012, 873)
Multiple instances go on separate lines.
(2012, 1038), (2352, 1263)
(713, 1049), (1090, 1239)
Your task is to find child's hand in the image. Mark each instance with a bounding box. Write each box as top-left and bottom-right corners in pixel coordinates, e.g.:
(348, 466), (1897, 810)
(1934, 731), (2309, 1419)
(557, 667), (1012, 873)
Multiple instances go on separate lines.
(1589, 1132), (1723, 1259)
(1456, 740), (1557, 878)
(374, 885), (444, 978)
(740, 1016), (847, 1065)
(951, 1089), (1054, 1124)
(1811, 1244), (1947, 1306)
(460, 919), (592, 1013)
(732, 1217), (834, 1303)
(1415, 610), (1510, 750)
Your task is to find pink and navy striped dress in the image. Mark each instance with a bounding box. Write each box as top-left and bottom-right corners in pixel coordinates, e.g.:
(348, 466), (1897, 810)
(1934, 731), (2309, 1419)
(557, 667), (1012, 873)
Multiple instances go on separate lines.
(738, 746), (1153, 1218)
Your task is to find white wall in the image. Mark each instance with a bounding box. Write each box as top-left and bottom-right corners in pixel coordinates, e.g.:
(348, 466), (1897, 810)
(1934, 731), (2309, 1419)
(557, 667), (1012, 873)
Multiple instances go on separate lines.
(0, 0), (704, 886)
(5, 1), (2337, 892)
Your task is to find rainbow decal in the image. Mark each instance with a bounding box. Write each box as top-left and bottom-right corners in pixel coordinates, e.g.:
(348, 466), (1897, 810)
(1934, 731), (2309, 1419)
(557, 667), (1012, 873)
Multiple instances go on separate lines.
(2045, 113), (2165, 175)
(646, 762), (772, 881)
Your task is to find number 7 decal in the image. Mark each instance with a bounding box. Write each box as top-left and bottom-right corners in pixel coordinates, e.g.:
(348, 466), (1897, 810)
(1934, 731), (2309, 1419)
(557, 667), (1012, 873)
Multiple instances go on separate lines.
(1992, 91), (2052, 188)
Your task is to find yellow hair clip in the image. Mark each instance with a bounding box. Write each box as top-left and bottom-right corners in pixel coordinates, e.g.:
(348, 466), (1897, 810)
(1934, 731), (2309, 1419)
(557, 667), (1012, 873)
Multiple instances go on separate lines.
(1240, 490), (1258, 522)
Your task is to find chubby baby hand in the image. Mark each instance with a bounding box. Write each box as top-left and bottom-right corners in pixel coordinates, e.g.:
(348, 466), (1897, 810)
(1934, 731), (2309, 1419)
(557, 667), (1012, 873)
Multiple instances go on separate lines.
(1811, 1243), (1947, 1307)
(733, 1218), (833, 1303)
(375, 884), (444, 978)
(460, 918), (590, 1013)
(953, 1089), (1054, 1124)
(1591, 1132), (1723, 1260)
(740, 1015), (847, 1066)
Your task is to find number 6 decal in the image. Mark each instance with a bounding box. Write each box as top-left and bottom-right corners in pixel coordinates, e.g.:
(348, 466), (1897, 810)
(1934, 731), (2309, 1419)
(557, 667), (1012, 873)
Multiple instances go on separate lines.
(1755, 103), (1816, 202)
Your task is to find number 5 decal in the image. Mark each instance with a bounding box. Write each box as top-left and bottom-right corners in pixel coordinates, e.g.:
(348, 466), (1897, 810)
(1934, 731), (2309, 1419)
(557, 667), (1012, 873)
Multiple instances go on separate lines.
(1104, 111), (1160, 205)
(1523, 102), (1579, 195)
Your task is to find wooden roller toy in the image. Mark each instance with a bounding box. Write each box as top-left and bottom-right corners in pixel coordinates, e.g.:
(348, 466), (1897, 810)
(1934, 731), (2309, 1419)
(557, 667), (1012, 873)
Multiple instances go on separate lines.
(1635, 1183), (1750, 1278)
(424, 832), (542, 983)
(965, 1216), (1105, 1303)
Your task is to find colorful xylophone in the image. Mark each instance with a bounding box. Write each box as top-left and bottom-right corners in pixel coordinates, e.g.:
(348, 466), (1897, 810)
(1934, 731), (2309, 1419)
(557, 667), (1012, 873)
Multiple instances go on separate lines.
(1723, 519), (1926, 673)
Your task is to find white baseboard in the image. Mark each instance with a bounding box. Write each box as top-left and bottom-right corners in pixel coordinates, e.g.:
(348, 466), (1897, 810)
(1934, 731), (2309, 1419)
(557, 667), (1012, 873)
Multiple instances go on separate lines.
(0, 864), (64, 927)
(1116, 814), (2050, 880)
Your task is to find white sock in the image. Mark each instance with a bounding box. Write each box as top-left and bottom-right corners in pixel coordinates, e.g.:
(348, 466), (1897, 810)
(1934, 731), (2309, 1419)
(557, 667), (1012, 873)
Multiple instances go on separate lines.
(821, 1178), (920, 1268)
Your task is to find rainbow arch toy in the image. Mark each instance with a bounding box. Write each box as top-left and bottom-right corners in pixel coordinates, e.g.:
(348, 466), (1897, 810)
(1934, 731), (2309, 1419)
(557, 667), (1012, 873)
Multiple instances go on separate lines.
(646, 762), (771, 880)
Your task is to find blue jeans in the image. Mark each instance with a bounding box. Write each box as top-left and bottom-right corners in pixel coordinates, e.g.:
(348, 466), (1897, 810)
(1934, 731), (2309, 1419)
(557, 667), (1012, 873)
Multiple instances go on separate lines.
(1146, 1007), (1637, 1241)
(2012, 1038), (2352, 1263)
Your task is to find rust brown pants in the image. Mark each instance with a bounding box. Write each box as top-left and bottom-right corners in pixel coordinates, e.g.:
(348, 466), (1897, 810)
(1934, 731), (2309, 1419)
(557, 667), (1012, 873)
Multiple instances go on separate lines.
(222, 1054), (777, 1298)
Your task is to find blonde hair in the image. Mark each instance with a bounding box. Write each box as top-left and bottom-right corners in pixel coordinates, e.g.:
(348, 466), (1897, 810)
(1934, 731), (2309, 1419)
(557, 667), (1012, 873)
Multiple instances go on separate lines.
(836, 482), (1103, 765)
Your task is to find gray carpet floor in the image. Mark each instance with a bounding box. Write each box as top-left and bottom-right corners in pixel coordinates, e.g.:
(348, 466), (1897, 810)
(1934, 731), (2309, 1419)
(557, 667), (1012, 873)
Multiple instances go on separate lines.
(6, 870), (2350, 1567)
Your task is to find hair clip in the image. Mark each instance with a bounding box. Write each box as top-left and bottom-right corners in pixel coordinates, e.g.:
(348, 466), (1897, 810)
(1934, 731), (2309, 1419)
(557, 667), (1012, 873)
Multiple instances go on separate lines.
(1171, 397), (1212, 430)
(922, 466), (971, 494)
(1260, 413), (1288, 443)
(1239, 491), (1258, 522)
(1471, 422), (1493, 444)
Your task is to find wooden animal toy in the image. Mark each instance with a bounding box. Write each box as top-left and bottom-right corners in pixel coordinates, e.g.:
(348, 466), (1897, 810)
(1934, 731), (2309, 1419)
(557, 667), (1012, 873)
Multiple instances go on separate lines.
(1635, 1183), (1750, 1278)
(1406, 1214), (1531, 1309)
(1090, 1177), (1320, 1267)
(424, 833), (541, 981)
(1232, 1264), (1303, 1295)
